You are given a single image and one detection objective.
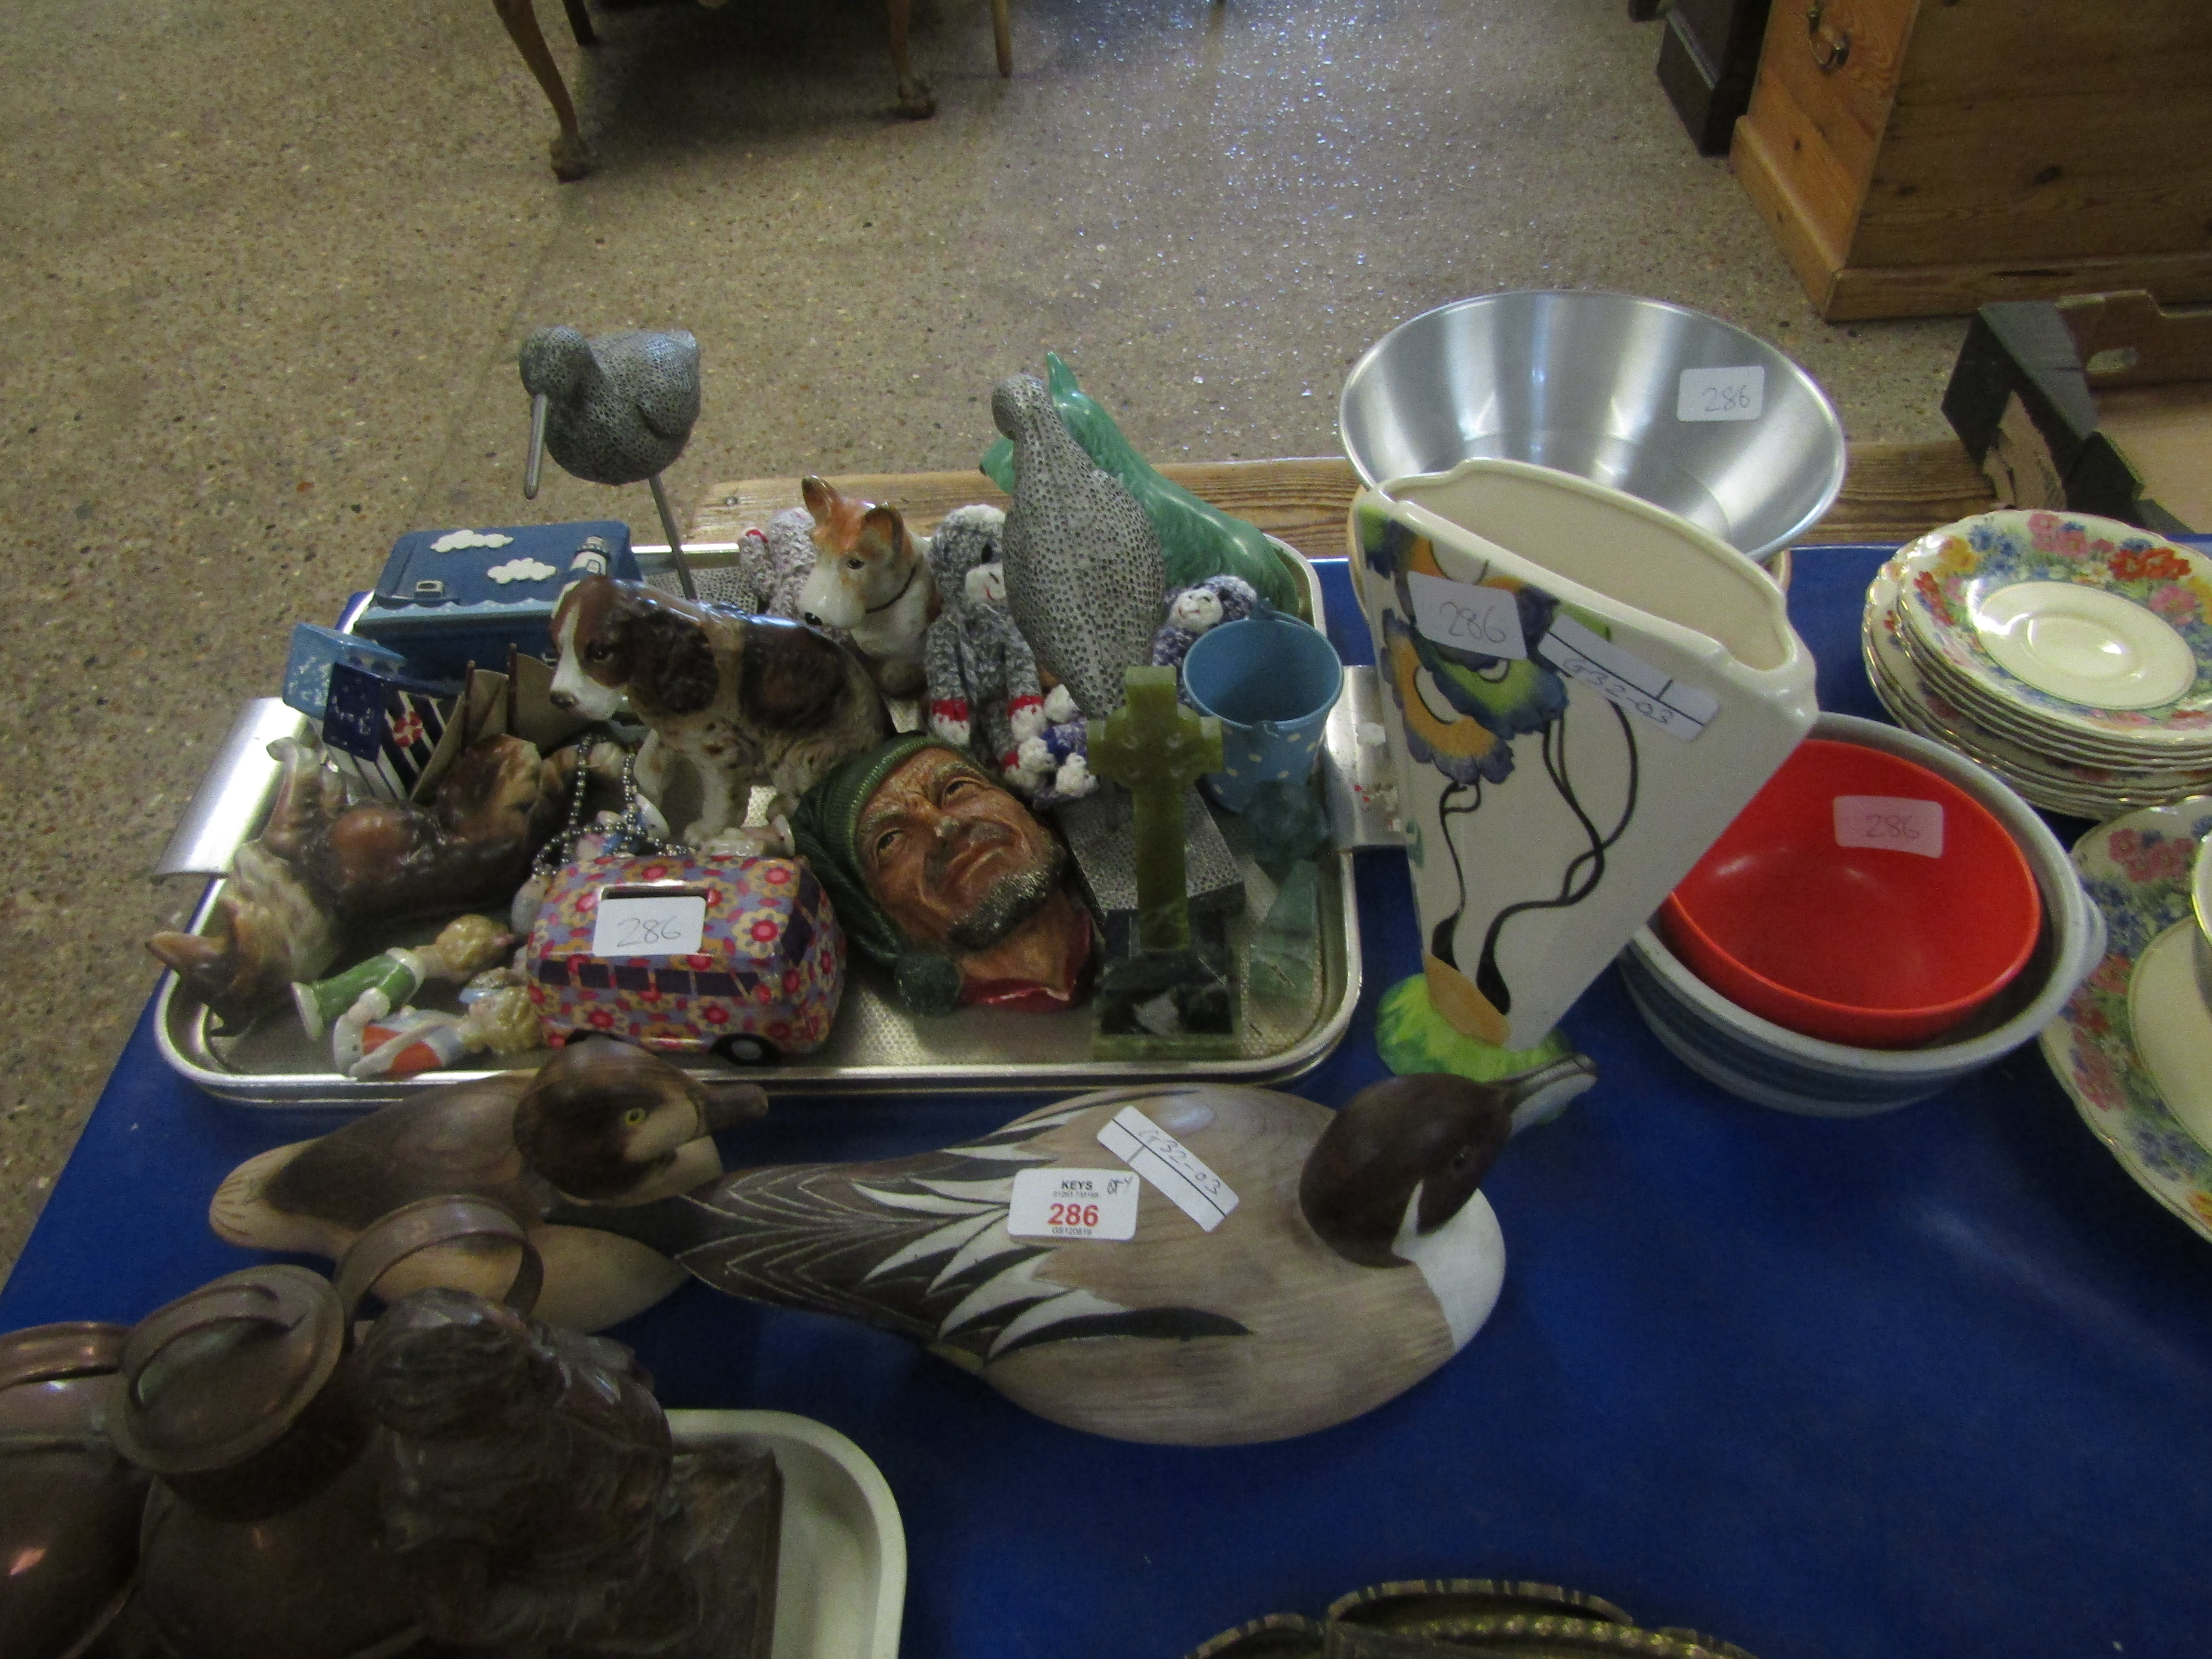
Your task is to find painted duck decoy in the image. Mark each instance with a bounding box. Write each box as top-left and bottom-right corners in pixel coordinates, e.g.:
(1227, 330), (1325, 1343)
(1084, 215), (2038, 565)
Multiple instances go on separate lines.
(211, 1039), (767, 1332)
(520, 323), (703, 597)
(522, 1050), (1597, 1444)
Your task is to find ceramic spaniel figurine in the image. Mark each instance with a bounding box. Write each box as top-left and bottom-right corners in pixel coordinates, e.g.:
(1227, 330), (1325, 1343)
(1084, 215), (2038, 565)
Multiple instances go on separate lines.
(921, 504), (1049, 784)
(517, 1044), (1598, 1445)
(546, 575), (893, 843)
(795, 475), (942, 697)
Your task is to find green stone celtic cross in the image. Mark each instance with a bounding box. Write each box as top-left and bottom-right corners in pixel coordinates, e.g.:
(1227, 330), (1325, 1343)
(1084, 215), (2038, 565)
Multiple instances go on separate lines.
(1088, 665), (1222, 952)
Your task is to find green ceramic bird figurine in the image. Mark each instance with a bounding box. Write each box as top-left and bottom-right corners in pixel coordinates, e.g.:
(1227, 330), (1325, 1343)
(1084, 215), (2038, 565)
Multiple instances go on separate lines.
(521, 1046), (1597, 1444)
(210, 1041), (767, 1332)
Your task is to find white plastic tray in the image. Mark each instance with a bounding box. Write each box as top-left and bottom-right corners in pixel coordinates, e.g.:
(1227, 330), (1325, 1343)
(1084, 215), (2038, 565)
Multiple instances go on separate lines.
(668, 1410), (906, 1659)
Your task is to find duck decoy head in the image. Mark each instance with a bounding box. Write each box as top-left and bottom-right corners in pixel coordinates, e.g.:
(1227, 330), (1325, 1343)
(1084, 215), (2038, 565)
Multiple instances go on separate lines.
(1300, 1057), (1597, 1267)
(513, 1038), (766, 1201)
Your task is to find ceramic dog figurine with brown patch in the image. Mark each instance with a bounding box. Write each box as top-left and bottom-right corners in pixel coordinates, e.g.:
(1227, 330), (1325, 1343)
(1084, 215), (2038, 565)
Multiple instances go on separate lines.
(795, 475), (940, 697)
(548, 575), (891, 844)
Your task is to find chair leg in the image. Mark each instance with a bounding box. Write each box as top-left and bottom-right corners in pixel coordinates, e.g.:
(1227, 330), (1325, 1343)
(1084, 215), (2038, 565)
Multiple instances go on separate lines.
(992, 0), (1011, 76)
(887, 0), (936, 118)
(559, 0), (597, 47)
(490, 0), (592, 179)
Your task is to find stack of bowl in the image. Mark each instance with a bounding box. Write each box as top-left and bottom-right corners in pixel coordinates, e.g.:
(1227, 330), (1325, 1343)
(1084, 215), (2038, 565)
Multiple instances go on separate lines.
(1620, 714), (2106, 1115)
(1339, 290), (1846, 580)
(1863, 510), (2212, 817)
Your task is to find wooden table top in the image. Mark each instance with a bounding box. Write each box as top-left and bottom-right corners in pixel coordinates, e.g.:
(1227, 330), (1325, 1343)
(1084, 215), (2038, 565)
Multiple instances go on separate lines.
(694, 441), (1996, 564)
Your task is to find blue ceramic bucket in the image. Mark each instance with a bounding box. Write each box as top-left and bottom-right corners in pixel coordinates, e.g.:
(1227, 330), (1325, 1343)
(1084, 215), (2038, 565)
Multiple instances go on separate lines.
(1180, 605), (1345, 812)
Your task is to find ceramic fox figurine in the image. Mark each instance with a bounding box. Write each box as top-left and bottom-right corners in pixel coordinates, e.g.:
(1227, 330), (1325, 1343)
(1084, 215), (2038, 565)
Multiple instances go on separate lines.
(520, 1045), (1595, 1444)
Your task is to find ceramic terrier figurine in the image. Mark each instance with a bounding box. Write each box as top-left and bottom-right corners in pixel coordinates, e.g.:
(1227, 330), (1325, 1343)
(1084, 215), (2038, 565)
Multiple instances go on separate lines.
(795, 475), (941, 697)
(516, 1039), (1598, 1446)
(993, 371), (1167, 720)
(921, 504), (1048, 784)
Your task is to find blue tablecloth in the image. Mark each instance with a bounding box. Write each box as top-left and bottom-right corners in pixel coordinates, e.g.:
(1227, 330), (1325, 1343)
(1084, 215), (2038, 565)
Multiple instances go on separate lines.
(6, 553), (2211, 1659)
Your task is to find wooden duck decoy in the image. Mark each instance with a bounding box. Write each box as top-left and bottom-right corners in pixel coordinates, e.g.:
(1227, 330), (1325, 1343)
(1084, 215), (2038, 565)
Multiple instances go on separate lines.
(521, 1049), (1597, 1444)
(211, 1039), (768, 1332)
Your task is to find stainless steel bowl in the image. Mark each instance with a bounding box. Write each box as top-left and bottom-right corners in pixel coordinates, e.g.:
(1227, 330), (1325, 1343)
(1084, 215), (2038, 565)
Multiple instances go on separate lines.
(1340, 291), (1847, 562)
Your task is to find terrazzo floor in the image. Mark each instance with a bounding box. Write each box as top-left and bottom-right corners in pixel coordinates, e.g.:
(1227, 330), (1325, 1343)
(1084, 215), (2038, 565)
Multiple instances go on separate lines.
(0, 0), (1968, 1283)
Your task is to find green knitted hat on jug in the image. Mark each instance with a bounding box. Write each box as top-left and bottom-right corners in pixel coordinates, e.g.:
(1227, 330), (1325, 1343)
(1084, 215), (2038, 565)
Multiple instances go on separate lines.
(791, 732), (966, 1016)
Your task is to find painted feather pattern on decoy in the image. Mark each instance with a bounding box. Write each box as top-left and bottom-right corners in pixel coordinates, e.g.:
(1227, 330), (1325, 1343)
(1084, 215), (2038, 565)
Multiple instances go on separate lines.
(570, 1102), (1247, 1363)
(526, 1057), (1598, 1444)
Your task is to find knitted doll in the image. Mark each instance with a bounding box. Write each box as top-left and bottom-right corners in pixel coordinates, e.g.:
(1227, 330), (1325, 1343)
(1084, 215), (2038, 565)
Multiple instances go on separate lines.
(1150, 574), (1260, 676)
(727, 508), (818, 622)
(922, 505), (1048, 784)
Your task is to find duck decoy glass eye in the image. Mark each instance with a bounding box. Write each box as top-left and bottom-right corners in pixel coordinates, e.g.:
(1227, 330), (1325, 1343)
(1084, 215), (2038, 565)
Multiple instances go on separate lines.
(623, 1106), (647, 1127)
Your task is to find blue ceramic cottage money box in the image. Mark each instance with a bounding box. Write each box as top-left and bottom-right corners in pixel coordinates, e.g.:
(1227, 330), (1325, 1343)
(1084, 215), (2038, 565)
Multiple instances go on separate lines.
(353, 520), (640, 681)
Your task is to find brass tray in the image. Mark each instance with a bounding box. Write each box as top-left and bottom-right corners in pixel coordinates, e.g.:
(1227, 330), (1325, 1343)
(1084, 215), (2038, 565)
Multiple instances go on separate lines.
(152, 544), (1367, 1108)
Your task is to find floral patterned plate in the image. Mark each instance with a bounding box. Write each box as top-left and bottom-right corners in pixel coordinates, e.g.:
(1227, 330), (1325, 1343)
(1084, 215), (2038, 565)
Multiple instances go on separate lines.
(2040, 800), (2212, 1242)
(1862, 556), (2212, 816)
(1897, 511), (2212, 750)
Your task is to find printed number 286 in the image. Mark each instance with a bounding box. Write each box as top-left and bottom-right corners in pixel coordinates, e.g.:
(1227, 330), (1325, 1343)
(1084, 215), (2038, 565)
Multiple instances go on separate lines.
(1049, 1203), (1101, 1228)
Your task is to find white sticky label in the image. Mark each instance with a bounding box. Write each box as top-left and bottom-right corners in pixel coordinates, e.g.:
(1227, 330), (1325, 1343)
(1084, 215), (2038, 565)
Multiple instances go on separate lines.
(1007, 1168), (1141, 1241)
(1677, 365), (1765, 422)
(1834, 796), (1945, 858)
(1537, 614), (1719, 740)
(1097, 1106), (1240, 1232)
(591, 893), (708, 957)
(1407, 571), (1528, 659)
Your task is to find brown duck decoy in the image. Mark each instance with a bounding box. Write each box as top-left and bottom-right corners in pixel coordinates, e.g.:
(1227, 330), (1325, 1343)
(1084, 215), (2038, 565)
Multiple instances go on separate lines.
(520, 1044), (1597, 1444)
(211, 1039), (767, 1332)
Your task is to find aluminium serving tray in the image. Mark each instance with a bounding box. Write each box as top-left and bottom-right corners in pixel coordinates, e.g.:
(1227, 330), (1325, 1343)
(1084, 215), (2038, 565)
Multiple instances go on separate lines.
(152, 543), (1368, 1108)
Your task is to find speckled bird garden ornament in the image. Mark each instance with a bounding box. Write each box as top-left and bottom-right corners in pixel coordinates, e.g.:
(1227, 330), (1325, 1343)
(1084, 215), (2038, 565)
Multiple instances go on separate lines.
(982, 353), (1298, 613)
(521, 325), (704, 597)
(516, 1040), (1597, 1445)
(992, 372), (1167, 720)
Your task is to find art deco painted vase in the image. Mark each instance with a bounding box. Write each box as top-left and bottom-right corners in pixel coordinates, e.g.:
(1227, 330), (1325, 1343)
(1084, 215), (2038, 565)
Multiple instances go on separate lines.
(1350, 459), (1818, 1052)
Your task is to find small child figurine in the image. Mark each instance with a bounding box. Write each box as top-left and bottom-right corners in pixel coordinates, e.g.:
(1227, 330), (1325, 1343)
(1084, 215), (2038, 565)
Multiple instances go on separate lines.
(349, 975), (543, 1079)
(293, 913), (516, 1071)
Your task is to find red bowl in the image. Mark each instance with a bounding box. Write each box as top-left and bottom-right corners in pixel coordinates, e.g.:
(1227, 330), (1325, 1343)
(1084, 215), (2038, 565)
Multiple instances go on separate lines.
(1658, 738), (2042, 1048)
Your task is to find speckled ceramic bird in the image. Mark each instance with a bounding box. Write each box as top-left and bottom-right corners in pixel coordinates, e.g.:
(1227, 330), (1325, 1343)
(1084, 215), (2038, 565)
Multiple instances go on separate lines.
(521, 326), (701, 488)
(521, 325), (705, 596)
(521, 1053), (1597, 1444)
(209, 1040), (767, 1332)
(993, 371), (1167, 719)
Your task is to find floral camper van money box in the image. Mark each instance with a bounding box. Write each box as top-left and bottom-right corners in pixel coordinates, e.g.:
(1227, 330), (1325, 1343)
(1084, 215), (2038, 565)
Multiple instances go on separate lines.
(526, 852), (845, 1063)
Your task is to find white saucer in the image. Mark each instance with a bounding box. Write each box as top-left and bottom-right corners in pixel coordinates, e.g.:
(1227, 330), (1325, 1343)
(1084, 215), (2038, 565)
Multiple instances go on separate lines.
(1972, 580), (2199, 711)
